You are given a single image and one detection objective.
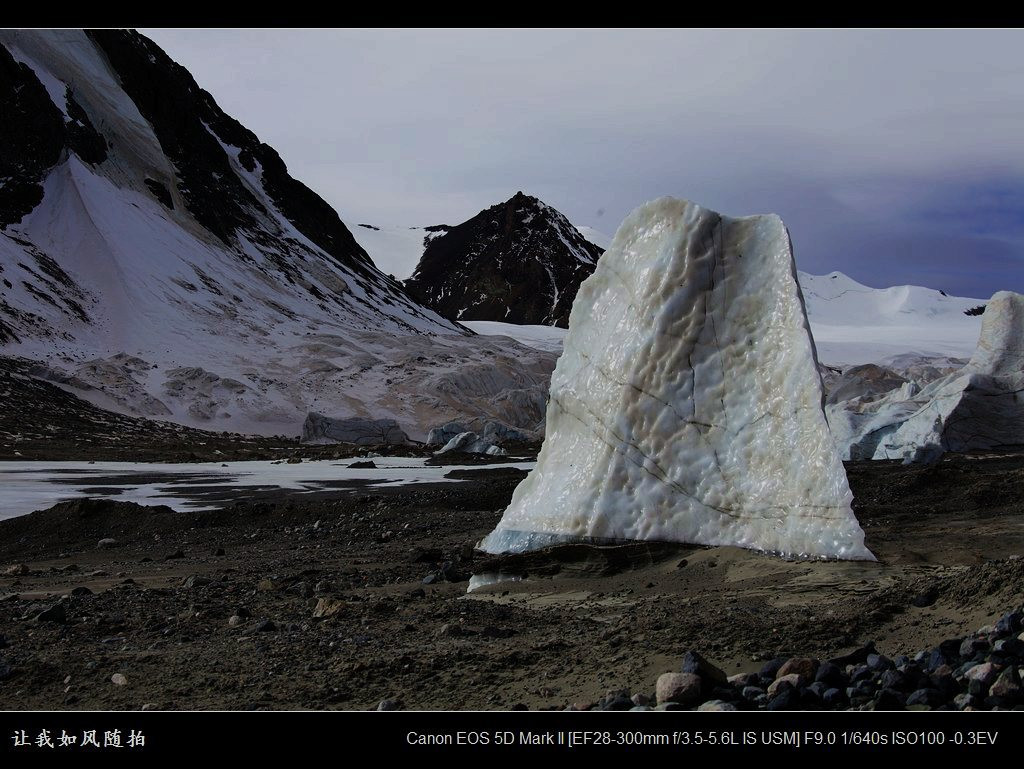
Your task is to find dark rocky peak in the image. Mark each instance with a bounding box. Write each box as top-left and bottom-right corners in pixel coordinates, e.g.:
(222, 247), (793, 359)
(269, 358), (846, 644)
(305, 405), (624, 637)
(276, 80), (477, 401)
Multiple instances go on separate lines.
(0, 45), (107, 227)
(85, 30), (377, 277)
(404, 192), (603, 327)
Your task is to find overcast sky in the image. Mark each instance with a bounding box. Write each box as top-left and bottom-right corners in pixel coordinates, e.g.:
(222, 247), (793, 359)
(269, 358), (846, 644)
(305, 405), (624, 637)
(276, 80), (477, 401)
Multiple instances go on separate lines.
(142, 28), (1024, 298)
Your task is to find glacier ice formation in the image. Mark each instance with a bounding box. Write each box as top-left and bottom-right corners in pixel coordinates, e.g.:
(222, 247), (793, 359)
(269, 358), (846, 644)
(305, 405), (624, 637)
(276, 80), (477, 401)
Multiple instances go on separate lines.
(479, 198), (873, 560)
(831, 291), (1024, 463)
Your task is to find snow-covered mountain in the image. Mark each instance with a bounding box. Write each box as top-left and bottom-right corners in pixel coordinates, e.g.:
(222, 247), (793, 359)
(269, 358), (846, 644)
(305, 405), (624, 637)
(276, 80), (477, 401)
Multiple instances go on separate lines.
(799, 271), (985, 366)
(403, 192), (604, 327)
(467, 265), (987, 367)
(0, 30), (555, 439)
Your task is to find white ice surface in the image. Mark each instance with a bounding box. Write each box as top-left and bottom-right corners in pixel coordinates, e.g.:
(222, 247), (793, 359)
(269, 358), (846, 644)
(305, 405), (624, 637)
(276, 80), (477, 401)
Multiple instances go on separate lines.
(0, 458), (535, 521)
(852, 290), (1024, 462)
(347, 223), (439, 280)
(465, 272), (985, 365)
(461, 321), (568, 353)
(480, 198), (872, 560)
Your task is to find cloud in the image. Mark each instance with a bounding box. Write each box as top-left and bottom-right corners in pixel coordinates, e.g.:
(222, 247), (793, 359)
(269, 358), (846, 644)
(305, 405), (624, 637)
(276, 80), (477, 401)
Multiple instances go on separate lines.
(142, 28), (1024, 295)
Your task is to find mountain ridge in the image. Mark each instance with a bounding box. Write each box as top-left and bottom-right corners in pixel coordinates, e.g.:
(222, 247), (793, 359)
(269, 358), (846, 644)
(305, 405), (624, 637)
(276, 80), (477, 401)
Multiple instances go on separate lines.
(403, 191), (604, 327)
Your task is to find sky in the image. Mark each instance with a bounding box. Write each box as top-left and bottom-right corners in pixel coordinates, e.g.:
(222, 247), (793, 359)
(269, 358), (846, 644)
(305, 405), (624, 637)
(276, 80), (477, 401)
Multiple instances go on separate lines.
(142, 28), (1024, 298)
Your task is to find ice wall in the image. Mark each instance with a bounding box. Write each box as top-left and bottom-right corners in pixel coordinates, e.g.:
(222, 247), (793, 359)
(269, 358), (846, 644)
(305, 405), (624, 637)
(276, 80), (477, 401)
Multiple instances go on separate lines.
(479, 198), (873, 560)
(860, 291), (1024, 462)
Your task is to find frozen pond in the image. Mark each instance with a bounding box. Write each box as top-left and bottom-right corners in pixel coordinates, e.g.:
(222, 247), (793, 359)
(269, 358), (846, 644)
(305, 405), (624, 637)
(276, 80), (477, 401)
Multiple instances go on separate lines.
(0, 458), (534, 521)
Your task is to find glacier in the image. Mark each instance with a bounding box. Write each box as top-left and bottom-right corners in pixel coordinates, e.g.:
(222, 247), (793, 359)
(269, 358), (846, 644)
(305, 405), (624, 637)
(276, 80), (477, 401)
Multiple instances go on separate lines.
(480, 198), (873, 561)
(831, 291), (1024, 462)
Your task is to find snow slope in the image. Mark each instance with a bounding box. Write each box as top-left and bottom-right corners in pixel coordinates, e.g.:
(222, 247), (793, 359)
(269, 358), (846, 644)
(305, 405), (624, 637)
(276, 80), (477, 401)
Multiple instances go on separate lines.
(800, 271), (985, 366)
(0, 30), (556, 439)
(461, 321), (568, 353)
(347, 223), (448, 281)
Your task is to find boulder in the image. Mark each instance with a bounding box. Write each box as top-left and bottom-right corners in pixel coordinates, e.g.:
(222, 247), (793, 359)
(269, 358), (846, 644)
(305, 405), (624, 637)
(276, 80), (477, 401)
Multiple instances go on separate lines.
(435, 432), (505, 456)
(301, 413), (409, 446)
(655, 672), (703, 705)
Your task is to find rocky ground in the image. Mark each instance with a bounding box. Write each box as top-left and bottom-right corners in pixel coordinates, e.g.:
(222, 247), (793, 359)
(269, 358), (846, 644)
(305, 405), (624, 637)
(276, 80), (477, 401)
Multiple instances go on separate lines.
(1, 453), (1023, 711)
(0, 355), (542, 463)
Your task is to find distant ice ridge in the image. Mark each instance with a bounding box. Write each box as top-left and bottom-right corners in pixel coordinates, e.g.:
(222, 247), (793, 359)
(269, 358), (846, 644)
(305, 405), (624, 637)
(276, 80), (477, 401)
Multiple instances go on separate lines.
(466, 270), (985, 365)
(829, 291), (1024, 463)
(480, 198), (873, 561)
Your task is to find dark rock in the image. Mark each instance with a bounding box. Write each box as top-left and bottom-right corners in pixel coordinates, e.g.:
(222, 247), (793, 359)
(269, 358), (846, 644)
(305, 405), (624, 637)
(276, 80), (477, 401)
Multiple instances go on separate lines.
(830, 642), (876, 667)
(910, 589), (939, 608)
(873, 688), (906, 710)
(681, 650), (727, 686)
(182, 575), (212, 589)
(214, 548), (225, 557)
(758, 657), (788, 680)
(742, 686), (765, 701)
(906, 688), (945, 709)
(403, 192), (604, 328)
(807, 681), (829, 699)
(931, 673), (960, 697)
(878, 669), (908, 691)
(165, 549), (185, 560)
(601, 695), (633, 711)
(867, 653), (895, 671)
(993, 638), (1024, 657)
(302, 414), (409, 446)
(348, 460), (378, 469)
(698, 700), (737, 711)
(960, 637), (990, 659)
(36, 602), (66, 624)
(0, 635), (6, 649)
(437, 561), (469, 583)
(0, 664), (14, 681)
(253, 620), (276, 633)
(851, 664), (874, 683)
(409, 547), (444, 564)
(822, 687), (846, 707)
(70, 586), (93, 596)
(995, 611), (1022, 637)
(798, 686), (821, 705)
(765, 688), (799, 711)
(853, 679), (877, 697)
(814, 661), (846, 688)
(409, 588), (426, 599)
(989, 667), (1021, 699)
(377, 699), (400, 711)
(709, 686), (737, 702)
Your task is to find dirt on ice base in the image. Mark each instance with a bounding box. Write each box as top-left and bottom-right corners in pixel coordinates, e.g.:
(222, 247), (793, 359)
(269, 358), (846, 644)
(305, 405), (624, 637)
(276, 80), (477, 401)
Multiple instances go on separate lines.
(1, 454), (1023, 710)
